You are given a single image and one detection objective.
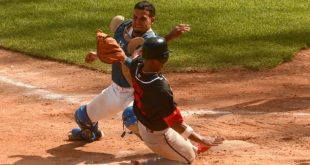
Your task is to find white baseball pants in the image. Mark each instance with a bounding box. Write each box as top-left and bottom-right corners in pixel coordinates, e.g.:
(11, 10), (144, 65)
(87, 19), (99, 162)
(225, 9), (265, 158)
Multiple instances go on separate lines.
(138, 122), (198, 165)
(86, 82), (134, 122)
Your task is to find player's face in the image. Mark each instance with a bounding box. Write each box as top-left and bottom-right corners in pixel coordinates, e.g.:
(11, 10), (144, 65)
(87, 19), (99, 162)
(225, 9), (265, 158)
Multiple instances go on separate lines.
(132, 9), (154, 36)
(153, 59), (167, 70)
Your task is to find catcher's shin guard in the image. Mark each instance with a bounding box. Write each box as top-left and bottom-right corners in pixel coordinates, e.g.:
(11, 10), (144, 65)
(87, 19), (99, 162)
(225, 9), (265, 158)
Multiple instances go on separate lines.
(120, 106), (143, 140)
(122, 106), (139, 136)
(68, 105), (103, 142)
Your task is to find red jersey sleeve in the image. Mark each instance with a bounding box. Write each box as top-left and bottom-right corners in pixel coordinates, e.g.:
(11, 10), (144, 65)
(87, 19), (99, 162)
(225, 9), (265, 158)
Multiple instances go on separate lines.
(163, 107), (184, 127)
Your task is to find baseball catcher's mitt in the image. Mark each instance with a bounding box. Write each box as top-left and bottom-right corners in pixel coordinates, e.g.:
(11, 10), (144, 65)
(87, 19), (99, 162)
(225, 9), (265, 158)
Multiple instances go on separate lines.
(96, 29), (125, 64)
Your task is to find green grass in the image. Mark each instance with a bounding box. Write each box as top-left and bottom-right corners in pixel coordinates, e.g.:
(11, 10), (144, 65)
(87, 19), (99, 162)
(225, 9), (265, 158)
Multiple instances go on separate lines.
(0, 0), (309, 71)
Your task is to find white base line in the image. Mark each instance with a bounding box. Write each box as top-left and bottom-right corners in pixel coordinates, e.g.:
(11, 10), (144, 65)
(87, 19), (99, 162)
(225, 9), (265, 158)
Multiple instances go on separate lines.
(1, 74), (309, 117)
(0, 74), (81, 104)
(181, 110), (310, 117)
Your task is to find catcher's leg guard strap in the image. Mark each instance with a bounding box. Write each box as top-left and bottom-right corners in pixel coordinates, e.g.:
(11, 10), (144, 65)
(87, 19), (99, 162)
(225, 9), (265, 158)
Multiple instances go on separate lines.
(74, 105), (95, 130)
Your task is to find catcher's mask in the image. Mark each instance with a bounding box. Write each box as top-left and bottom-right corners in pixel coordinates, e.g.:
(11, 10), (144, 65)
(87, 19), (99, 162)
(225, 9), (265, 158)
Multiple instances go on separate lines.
(142, 36), (170, 61)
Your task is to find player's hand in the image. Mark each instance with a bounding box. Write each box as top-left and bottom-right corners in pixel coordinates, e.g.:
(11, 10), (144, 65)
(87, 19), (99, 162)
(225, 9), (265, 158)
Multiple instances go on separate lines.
(201, 136), (224, 147)
(85, 51), (99, 63)
(165, 24), (190, 42)
(85, 29), (108, 64)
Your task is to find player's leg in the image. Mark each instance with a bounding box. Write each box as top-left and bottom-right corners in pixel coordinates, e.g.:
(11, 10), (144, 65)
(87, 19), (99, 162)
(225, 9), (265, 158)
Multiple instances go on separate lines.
(68, 105), (103, 142)
(69, 83), (134, 142)
(137, 122), (197, 164)
(87, 83), (134, 121)
(132, 157), (188, 165)
(69, 83), (118, 142)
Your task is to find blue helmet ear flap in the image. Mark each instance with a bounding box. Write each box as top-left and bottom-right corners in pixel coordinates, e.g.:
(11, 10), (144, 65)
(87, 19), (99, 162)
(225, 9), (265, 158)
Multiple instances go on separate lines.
(122, 106), (137, 128)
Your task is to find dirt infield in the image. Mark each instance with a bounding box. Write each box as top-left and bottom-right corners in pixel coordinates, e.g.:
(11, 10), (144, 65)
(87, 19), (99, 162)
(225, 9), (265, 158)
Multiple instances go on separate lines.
(0, 49), (309, 165)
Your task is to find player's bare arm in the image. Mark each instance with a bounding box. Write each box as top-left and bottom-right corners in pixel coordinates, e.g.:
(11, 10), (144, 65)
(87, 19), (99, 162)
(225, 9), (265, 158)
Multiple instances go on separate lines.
(164, 24), (191, 42)
(171, 122), (224, 147)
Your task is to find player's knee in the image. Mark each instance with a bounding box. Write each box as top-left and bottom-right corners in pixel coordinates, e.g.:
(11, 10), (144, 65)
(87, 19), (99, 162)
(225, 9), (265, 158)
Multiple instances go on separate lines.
(74, 105), (94, 130)
(122, 106), (138, 134)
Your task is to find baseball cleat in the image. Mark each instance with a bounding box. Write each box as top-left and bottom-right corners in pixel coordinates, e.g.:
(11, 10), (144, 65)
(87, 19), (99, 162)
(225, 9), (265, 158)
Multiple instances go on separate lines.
(68, 128), (104, 142)
(197, 143), (211, 154)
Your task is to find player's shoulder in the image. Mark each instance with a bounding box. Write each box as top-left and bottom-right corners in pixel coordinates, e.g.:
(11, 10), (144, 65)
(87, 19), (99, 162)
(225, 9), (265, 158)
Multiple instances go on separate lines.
(142, 29), (156, 39)
(144, 73), (168, 89)
(121, 19), (132, 27)
(115, 19), (132, 34)
(133, 67), (167, 86)
(154, 75), (170, 90)
(151, 75), (173, 97)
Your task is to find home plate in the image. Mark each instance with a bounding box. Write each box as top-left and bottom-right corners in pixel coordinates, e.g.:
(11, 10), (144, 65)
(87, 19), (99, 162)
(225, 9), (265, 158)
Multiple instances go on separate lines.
(209, 140), (258, 152)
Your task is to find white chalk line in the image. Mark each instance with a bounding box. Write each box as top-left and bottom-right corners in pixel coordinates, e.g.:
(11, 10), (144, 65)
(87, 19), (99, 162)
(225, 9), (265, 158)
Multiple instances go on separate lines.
(0, 74), (81, 104)
(181, 110), (310, 117)
(1, 74), (310, 117)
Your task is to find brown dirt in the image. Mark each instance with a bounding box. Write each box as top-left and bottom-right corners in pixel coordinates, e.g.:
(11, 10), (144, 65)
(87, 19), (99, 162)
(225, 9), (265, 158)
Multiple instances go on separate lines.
(0, 49), (309, 165)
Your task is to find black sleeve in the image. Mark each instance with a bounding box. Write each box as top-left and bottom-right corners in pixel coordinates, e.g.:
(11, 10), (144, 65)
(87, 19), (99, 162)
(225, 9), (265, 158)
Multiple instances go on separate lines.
(129, 56), (143, 77)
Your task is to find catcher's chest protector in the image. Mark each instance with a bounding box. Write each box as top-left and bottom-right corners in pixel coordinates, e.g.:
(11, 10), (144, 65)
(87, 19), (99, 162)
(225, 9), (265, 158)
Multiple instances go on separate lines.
(114, 20), (132, 56)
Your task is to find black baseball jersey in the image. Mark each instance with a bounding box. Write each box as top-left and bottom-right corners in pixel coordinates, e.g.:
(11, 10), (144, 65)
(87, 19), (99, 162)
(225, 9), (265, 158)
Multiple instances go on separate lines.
(129, 57), (182, 131)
